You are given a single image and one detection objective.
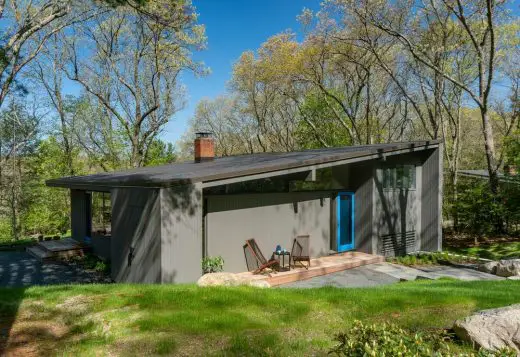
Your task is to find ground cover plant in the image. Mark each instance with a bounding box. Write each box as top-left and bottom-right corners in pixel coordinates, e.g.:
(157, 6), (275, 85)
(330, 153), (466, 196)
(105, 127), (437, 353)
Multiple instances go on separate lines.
(446, 242), (520, 261)
(1, 279), (519, 356)
(387, 251), (480, 266)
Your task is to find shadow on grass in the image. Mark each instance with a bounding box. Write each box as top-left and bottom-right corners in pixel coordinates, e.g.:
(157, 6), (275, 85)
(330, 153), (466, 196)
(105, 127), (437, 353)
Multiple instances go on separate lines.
(449, 242), (520, 260)
(2, 280), (520, 355)
(0, 288), (25, 355)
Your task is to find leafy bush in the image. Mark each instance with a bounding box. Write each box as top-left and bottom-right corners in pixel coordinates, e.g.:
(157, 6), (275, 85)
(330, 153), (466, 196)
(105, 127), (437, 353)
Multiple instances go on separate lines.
(387, 252), (478, 266)
(329, 321), (516, 357)
(329, 320), (451, 356)
(455, 181), (505, 236)
(94, 261), (109, 273)
(453, 176), (520, 236)
(68, 254), (110, 274)
(202, 256), (224, 274)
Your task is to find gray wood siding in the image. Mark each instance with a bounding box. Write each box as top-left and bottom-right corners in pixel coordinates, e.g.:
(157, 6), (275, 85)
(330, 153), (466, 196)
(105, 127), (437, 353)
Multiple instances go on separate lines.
(373, 157), (420, 256)
(206, 192), (331, 273)
(349, 162), (374, 254)
(71, 190), (88, 243)
(420, 148), (442, 251)
(111, 187), (162, 283)
(160, 184), (203, 283)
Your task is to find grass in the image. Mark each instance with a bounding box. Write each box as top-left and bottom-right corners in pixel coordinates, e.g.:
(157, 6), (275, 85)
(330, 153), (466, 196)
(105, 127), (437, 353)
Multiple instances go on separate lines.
(446, 241), (520, 261)
(0, 230), (72, 250)
(1, 280), (520, 356)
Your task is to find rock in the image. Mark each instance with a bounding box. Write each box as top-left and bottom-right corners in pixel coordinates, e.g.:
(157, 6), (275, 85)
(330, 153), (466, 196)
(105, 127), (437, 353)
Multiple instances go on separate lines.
(453, 304), (520, 353)
(197, 272), (239, 287)
(197, 272), (270, 288)
(507, 276), (520, 280)
(247, 280), (270, 288)
(495, 260), (520, 277)
(415, 275), (433, 280)
(478, 261), (498, 274)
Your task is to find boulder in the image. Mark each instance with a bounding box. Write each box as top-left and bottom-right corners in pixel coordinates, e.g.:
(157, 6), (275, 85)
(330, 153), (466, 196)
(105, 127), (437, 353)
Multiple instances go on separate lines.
(197, 272), (239, 287)
(247, 280), (270, 288)
(453, 304), (520, 353)
(495, 260), (520, 277)
(478, 261), (498, 274)
(197, 272), (270, 288)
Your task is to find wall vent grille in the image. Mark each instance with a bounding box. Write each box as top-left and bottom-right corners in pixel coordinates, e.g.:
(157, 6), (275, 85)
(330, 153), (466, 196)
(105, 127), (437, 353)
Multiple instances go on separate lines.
(380, 230), (416, 256)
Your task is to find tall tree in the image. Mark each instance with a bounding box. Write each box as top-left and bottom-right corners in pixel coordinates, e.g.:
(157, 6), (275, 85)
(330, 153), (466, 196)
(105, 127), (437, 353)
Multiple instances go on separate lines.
(65, 0), (206, 167)
(345, 0), (510, 193)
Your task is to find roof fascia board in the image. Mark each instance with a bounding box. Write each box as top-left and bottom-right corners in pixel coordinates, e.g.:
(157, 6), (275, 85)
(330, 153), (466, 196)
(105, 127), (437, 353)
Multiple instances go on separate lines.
(201, 144), (438, 188)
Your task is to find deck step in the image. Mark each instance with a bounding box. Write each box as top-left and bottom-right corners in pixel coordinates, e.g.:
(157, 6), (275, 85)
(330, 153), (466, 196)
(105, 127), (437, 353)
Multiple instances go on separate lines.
(38, 238), (83, 252)
(26, 245), (54, 261)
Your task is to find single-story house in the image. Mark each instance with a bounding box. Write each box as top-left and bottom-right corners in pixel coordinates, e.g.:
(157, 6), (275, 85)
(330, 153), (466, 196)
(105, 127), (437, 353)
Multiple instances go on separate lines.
(46, 135), (443, 283)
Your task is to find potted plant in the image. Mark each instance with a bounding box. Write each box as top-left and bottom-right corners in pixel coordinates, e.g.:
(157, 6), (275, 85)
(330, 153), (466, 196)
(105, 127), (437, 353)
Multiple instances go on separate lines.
(202, 256), (224, 274)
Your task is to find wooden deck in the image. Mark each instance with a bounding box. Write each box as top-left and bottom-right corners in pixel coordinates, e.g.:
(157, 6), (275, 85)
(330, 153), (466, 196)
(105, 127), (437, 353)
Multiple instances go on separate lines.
(236, 251), (385, 286)
(27, 238), (86, 261)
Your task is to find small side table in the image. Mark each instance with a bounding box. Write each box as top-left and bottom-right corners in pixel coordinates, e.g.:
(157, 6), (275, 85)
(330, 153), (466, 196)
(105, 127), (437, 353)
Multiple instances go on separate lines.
(274, 251), (291, 272)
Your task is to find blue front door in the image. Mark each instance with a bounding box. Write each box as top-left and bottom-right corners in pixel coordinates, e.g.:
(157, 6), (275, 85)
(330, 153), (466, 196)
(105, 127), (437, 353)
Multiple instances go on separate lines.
(337, 192), (355, 252)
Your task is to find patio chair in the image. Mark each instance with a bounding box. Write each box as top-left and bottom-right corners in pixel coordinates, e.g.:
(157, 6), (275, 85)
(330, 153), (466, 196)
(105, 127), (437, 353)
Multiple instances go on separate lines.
(291, 235), (311, 269)
(243, 239), (279, 274)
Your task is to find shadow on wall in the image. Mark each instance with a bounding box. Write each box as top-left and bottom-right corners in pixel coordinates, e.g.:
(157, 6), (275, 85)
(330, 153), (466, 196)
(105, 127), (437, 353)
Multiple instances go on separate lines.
(374, 172), (410, 256)
(160, 184), (202, 283)
(111, 185), (163, 283)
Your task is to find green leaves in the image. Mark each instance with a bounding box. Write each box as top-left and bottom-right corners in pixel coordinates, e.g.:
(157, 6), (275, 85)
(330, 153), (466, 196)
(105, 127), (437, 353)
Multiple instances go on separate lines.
(201, 256), (224, 274)
(329, 320), (453, 356)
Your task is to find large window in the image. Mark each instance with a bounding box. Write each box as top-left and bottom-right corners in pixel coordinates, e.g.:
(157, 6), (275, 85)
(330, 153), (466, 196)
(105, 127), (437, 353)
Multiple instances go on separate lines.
(383, 165), (416, 190)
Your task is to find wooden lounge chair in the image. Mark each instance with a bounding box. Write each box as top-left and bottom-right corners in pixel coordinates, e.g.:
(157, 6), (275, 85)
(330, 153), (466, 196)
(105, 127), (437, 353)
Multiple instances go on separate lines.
(291, 235), (311, 269)
(243, 239), (279, 274)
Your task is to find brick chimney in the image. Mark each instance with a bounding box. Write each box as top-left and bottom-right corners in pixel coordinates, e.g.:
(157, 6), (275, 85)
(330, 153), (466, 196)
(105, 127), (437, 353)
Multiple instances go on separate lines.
(194, 132), (215, 163)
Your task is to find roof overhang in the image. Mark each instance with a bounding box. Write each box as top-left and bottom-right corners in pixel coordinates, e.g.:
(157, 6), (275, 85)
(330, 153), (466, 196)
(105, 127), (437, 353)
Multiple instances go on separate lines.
(46, 140), (440, 190)
(201, 143), (439, 188)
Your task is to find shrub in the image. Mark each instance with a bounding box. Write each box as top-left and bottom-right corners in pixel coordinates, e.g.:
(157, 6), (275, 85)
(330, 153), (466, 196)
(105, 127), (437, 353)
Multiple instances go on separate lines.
(202, 256), (224, 274)
(94, 261), (109, 274)
(387, 252), (477, 266)
(329, 321), (516, 356)
(329, 321), (452, 356)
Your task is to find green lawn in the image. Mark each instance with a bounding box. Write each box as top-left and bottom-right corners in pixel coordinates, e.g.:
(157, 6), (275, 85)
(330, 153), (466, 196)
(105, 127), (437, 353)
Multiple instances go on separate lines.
(1, 280), (520, 356)
(447, 241), (520, 261)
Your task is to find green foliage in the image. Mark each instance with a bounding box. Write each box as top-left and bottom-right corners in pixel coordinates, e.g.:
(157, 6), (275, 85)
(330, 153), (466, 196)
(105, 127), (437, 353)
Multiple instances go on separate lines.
(0, 219), (11, 242)
(144, 139), (177, 166)
(455, 178), (520, 236)
(388, 252), (478, 266)
(70, 254), (110, 274)
(295, 91), (352, 149)
(201, 256), (224, 273)
(329, 320), (452, 356)
(23, 138), (76, 235)
(329, 321), (516, 356)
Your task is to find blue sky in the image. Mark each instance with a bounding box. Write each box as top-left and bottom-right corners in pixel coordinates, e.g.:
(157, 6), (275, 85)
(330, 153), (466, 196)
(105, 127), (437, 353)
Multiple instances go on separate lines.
(163, 0), (321, 144)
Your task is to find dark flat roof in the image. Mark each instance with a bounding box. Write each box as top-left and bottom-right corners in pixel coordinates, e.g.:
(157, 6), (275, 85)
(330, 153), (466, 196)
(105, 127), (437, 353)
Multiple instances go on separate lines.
(46, 140), (439, 189)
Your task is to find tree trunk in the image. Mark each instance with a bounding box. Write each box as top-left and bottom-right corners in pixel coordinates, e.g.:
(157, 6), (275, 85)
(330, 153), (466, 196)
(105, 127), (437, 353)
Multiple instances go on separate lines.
(481, 107), (499, 194)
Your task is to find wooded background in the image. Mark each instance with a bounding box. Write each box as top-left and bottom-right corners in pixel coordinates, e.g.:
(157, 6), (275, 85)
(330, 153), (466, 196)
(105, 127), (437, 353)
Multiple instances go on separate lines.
(0, 0), (518, 241)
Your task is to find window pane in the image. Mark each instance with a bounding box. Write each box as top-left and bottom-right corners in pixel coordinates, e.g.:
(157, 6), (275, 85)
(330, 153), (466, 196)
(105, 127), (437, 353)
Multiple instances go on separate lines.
(383, 168), (394, 188)
(396, 166), (404, 188)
